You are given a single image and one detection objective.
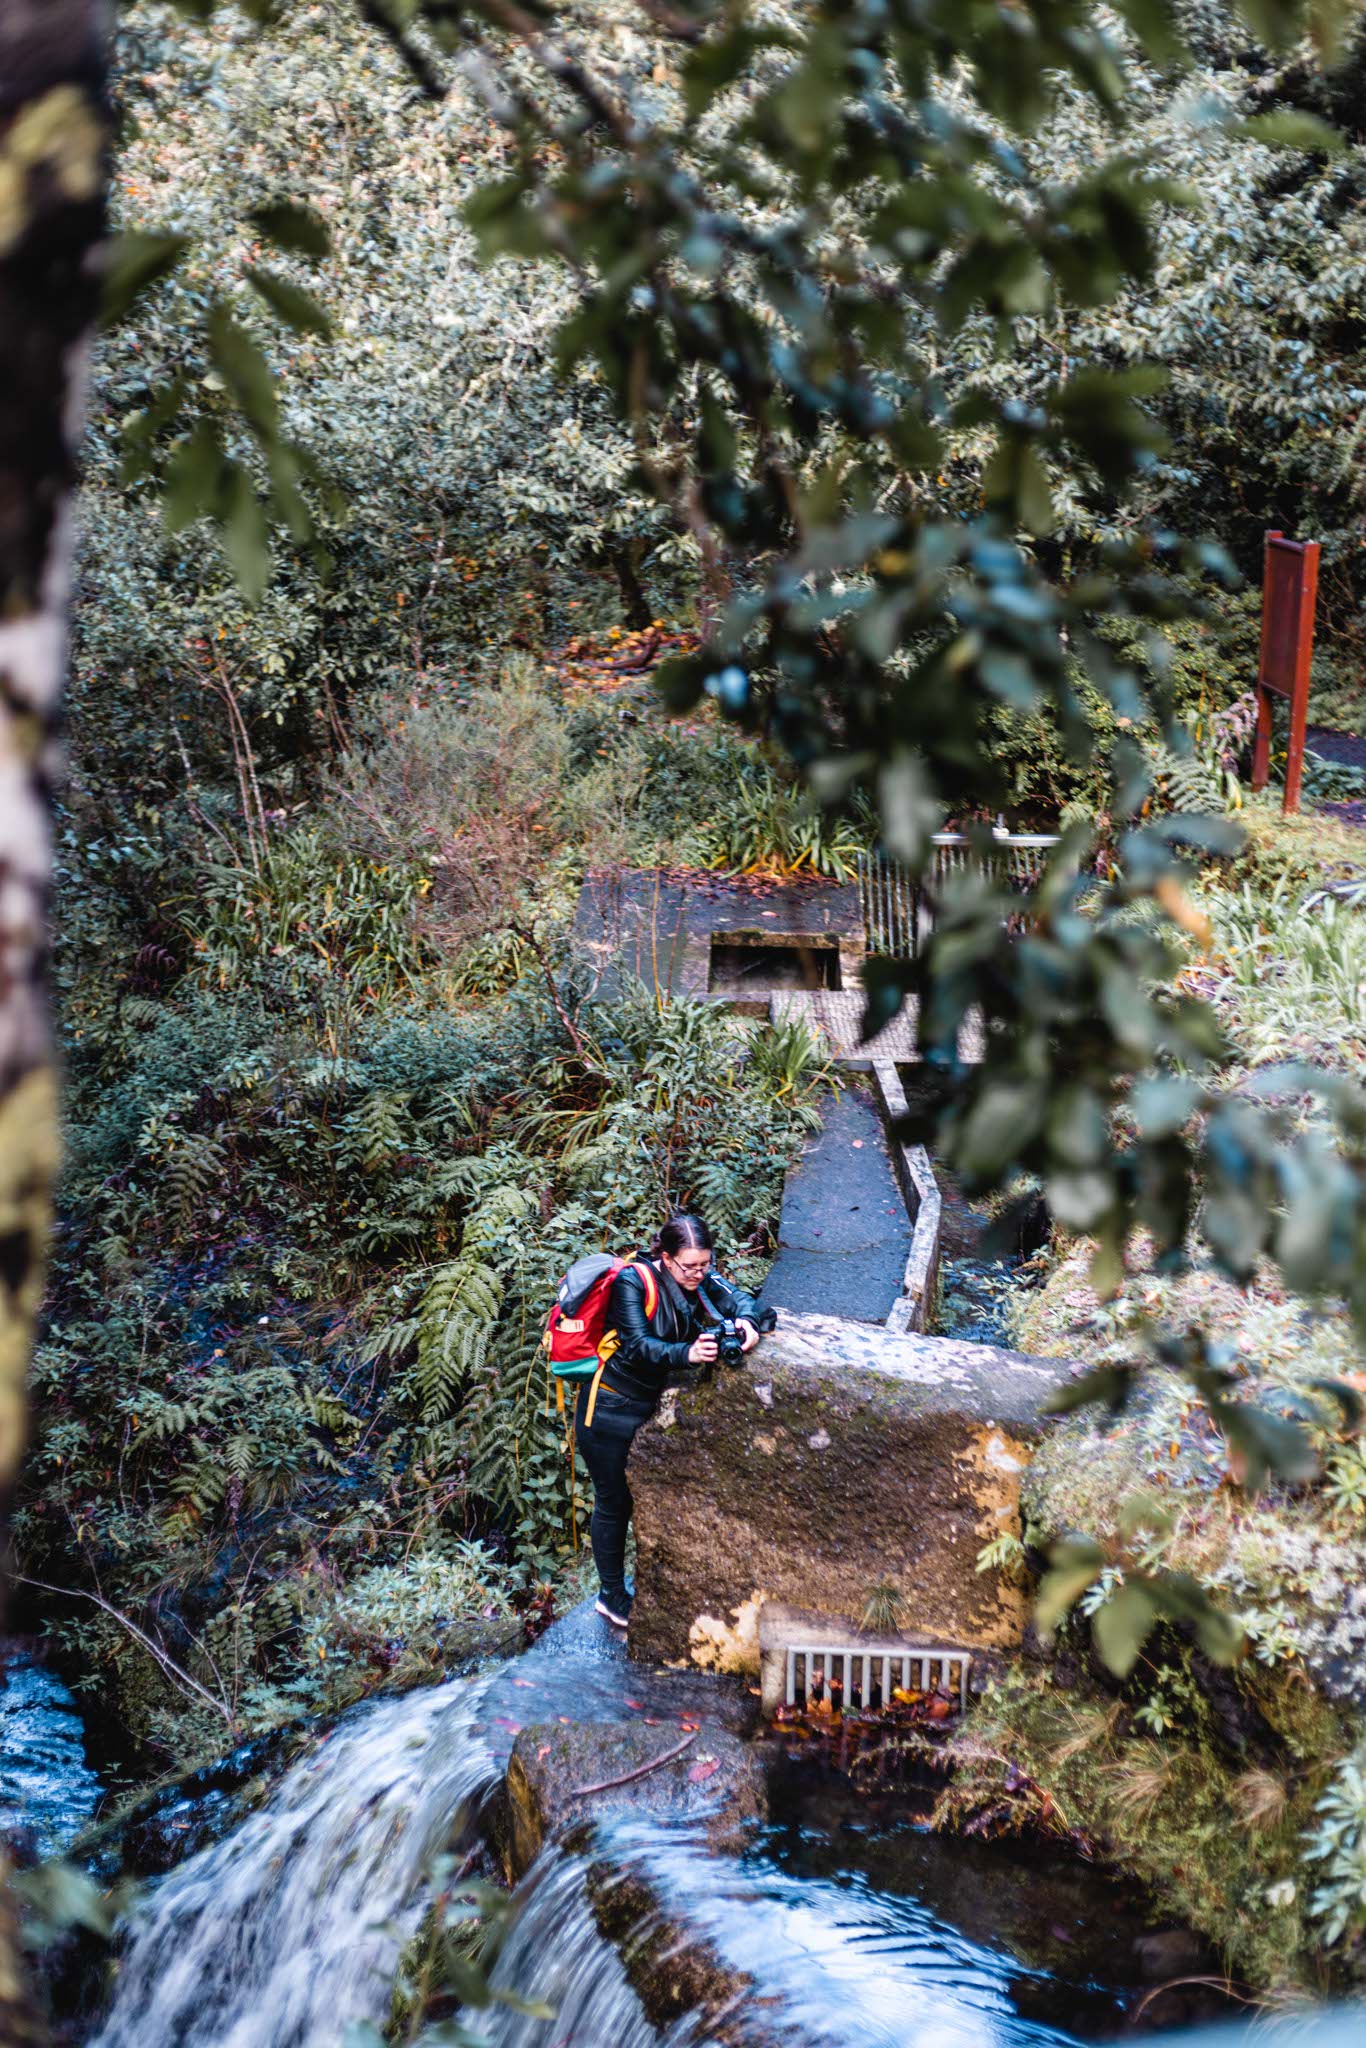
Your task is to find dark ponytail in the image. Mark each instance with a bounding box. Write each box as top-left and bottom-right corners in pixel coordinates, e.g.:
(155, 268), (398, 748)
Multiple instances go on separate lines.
(648, 1213), (713, 1262)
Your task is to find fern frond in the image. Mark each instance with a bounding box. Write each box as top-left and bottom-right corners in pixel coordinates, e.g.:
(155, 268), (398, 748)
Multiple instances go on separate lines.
(407, 1256), (505, 1421)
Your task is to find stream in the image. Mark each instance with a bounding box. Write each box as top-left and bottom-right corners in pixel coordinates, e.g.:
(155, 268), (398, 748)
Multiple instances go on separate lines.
(69, 1605), (1189, 2048)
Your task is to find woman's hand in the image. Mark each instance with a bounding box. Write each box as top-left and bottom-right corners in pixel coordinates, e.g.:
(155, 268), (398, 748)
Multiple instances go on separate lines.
(688, 1332), (719, 1366)
(738, 1319), (760, 1353)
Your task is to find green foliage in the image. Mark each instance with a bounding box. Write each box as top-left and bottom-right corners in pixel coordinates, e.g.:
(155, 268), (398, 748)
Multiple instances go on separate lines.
(184, 833), (436, 1003)
(1305, 1745), (1366, 1945)
(692, 766), (870, 879)
(413, 0), (1366, 1636)
(57, 0), (1366, 1764)
(859, 1581), (908, 1633)
(368, 1863), (555, 2046)
(1194, 868), (1366, 1067)
(742, 1012), (839, 1113)
(949, 1660), (1350, 1998)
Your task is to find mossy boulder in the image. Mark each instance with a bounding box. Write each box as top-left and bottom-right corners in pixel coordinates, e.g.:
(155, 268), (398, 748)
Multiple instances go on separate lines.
(629, 1308), (1064, 1671)
(503, 1719), (766, 1879)
(502, 1719), (778, 2044)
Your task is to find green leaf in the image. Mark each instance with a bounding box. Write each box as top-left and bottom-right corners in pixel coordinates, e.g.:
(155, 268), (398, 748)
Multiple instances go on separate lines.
(1309, 1378), (1364, 1432)
(118, 379), (189, 483)
(683, 27), (792, 118)
(1152, 1575), (1243, 1665)
(1217, 1400), (1317, 1494)
(1094, 1581), (1157, 1677)
(162, 422), (224, 535)
(878, 751), (940, 866)
(1111, 0), (1189, 63)
(219, 459), (270, 601)
(1044, 1361), (1135, 1418)
(1238, 111), (1345, 155)
(1036, 1539), (1105, 1635)
(207, 302), (279, 438)
(1130, 1075), (1202, 1139)
(245, 266), (333, 337)
(101, 230), (190, 329)
(654, 650), (708, 712)
(249, 200), (332, 260)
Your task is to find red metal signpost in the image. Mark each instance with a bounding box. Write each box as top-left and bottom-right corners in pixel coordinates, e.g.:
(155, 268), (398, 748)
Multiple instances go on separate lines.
(1251, 529), (1320, 815)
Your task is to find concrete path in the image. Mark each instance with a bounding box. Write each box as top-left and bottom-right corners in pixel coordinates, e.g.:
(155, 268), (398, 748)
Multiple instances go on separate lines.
(1308, 726), (1366, 832)
(762, 1080), (912, 1324)
(1308, 725), (1366, 772)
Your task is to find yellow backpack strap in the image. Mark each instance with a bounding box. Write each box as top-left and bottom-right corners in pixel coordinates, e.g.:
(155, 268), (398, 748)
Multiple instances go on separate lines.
(627, 1259), (659, 1319)
(584, 1361), (607, 1430)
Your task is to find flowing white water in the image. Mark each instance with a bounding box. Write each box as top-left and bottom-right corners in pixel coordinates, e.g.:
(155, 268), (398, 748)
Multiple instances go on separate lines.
(92, 1673), (499, 2048)
(473, 1846), (661, 2048)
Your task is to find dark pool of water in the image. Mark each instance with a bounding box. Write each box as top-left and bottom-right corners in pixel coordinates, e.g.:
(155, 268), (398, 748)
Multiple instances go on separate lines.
(589, 1782), (1179, 2048)
(741, 1770), (1188, 2042)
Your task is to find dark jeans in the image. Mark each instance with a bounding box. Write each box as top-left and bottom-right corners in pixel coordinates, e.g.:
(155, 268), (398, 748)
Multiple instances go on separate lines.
(575, 1380), (654, 1606)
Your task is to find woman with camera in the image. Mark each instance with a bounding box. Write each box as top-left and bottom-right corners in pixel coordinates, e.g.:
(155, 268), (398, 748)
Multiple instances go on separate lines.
(576, 1213), (766, 1629)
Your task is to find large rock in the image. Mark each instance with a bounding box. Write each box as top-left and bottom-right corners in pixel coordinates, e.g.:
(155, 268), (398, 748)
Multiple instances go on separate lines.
(629, 1308), (1062, 1673)
(502, 1720), (776, 2045)
(502, 1719), (766, 1879)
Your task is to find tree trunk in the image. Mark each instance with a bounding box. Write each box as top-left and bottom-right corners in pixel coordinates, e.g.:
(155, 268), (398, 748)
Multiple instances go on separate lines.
(0, 1), (107, 2036)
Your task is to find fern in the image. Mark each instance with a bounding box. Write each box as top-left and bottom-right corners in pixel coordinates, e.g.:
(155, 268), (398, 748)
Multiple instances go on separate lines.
(157, 1128), (229, 1231)
(338, 1089), (413, 1176)
(1144, 715), (1240, 817)
(407, 1256), (504, 1421)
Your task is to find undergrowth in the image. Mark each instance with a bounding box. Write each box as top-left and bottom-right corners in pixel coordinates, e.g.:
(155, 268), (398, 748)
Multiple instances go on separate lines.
(36, 667), (831, 1766)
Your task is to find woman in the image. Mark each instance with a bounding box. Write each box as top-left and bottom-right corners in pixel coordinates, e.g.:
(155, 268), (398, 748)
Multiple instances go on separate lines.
(575, 1213), (763, 1628)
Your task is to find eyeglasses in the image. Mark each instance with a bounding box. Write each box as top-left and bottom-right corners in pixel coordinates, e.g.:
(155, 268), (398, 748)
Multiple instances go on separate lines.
(668, 1254), (712, 1276)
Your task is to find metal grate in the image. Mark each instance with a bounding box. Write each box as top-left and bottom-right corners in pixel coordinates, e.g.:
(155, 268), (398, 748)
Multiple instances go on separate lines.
(784, 1642), (971, 1713)
(931, 828), (1059, 890)
(856, 849), (919, 960)
(859, 826), (1060, 958)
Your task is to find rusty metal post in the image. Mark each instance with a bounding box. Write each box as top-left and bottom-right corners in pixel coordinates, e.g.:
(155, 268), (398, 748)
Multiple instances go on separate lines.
(1252, 529), (1320, 815)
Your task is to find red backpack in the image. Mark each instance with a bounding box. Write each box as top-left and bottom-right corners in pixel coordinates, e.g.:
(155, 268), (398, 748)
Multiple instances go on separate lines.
(543, 1252), (659, 1381)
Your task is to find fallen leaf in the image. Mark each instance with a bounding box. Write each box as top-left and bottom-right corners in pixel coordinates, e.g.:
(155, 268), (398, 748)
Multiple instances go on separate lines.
(511, 1678), (536, 1689)
(688, 1759), (720, 1783)
(851, 1140), (864, 1148)
(624, 1697), (644, 1709)
(493, 1718), (522, 1732)
(680, 1717), (700, 1731)
(537, 1744), (551, 1761)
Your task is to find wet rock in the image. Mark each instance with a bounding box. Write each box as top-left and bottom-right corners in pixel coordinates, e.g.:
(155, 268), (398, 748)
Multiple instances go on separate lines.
(503, 1719), (765, 1879)
(630, 1308), (1066, 1671)
(0, 1653), (103, 1860)
(503, 1721), (780, 2044)
(1133, 1926), (1210, 1979)
(121, 1723), (323, 1876)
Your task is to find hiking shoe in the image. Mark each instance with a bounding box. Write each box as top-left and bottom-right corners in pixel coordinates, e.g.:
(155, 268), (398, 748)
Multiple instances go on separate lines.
(595, 1594), (631, 1628)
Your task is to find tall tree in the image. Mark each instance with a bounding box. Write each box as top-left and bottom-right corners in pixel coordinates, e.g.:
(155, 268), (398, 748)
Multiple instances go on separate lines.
(0, 1), (107, 2034)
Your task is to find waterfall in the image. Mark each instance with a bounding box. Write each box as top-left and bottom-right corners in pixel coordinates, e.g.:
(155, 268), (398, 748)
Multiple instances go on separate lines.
(473, 1845), (662, 2048)
(91, 1673), (499, 2048)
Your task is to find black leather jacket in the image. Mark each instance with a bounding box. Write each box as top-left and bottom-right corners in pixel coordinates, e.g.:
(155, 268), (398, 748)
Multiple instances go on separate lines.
(600, 1260), (761, 1406)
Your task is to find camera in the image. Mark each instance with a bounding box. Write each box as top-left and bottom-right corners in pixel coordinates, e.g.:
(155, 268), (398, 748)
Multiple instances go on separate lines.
(706, 1319), (747, 1369)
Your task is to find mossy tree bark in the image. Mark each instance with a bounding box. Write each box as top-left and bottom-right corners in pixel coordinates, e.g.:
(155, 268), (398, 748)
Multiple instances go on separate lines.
(0, 2), (107, 2037)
